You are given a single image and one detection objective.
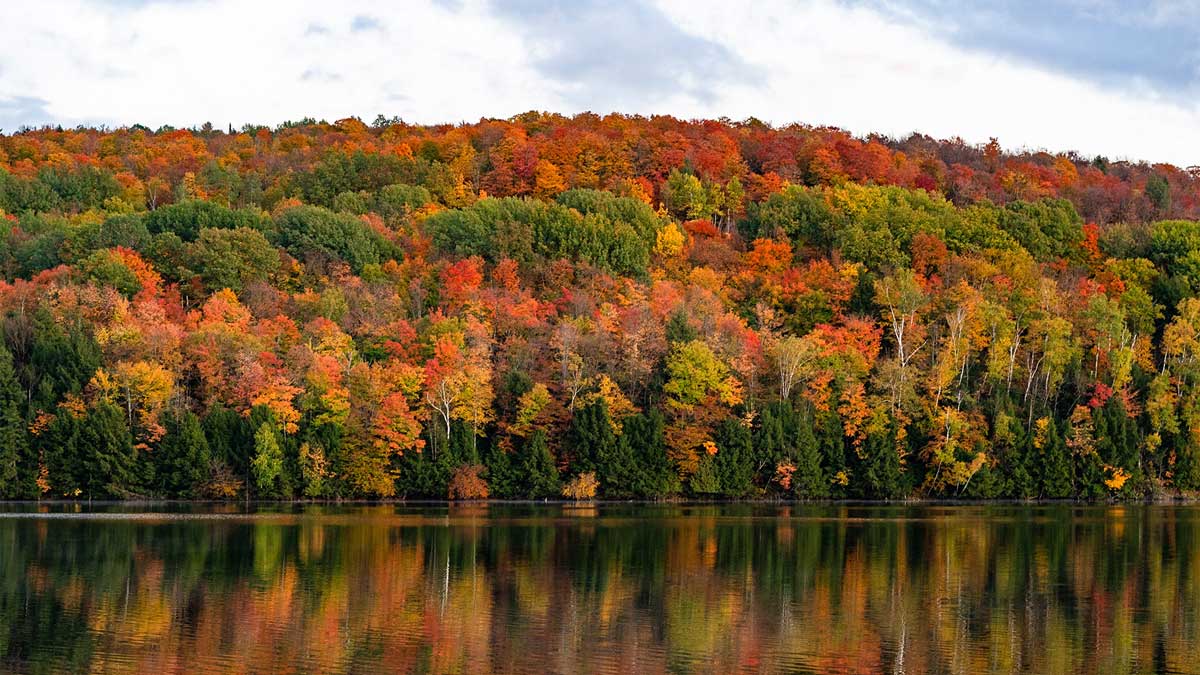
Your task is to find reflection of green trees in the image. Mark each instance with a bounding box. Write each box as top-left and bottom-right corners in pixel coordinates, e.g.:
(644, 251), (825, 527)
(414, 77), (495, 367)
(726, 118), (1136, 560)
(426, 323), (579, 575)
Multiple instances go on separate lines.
(3, 505), (1200, 673)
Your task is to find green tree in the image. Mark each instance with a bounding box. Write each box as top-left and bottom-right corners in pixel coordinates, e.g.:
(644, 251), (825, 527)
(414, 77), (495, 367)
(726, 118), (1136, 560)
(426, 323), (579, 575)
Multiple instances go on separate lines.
(146, 200), (268, 240)
(714, 418), (755, 497)
(252, 421), (284, 498)
(0, 345), (29, 498)
(522, 430), (560, 498)
(184, 227), (279, 292)
(156, 410), (212, 497)
(1038, 418), (1074, 499)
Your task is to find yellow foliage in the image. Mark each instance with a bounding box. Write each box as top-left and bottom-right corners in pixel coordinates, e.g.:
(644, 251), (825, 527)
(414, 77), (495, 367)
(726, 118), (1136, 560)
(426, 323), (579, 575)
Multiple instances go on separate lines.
(654, 222), (685, 258)
(562, 472), (598, 500)
(1033, 417), (1051, 450)
(1103, 465), (1131, 491)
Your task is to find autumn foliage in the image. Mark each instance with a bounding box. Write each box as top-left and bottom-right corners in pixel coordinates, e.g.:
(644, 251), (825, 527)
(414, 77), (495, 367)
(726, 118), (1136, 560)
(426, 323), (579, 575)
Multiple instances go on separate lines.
(0, 112), (1196, 500)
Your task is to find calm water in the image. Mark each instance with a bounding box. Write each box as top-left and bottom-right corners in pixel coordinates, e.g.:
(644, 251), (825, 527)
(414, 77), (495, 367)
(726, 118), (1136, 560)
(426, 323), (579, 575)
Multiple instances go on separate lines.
(0, 503), (1198, 674)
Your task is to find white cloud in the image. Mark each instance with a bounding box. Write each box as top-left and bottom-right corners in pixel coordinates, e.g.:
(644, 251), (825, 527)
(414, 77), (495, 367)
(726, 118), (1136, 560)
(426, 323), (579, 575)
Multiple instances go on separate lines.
(0, 0), (1197, 166)
(656, 0), (1200, 165)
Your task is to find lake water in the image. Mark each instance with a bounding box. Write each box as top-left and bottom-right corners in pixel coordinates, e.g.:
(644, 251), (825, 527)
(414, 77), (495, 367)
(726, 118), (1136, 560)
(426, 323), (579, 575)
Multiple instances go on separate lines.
(0, 503), (1197, 674)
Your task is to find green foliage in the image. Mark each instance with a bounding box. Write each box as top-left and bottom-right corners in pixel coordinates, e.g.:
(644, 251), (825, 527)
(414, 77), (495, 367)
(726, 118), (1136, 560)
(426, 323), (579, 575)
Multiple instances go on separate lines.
(521, 430), (560, 498)
(1038, 418), (1074, 499)
(273, 205), (392, 273)
(422, 197), (650, 276)
(744, 184), (835, 247)
(713, 418), (755, 497)
(252, 422), (285, 498)
(619, 411), (678, 498)
(79, 249), (141, 297)
(556, 188), (663, 244)
(41, 401), (135, 499)
(293, 151), (417, 207)
(998, 198), (1083, 261)
(0, 345), (28, 498)
(155, 410), (212, 497)
(146, 200), (268, 240)
(184, 227), (279, 292)
(1146, 174), (1171, 212)
(35, 165), (121, 212)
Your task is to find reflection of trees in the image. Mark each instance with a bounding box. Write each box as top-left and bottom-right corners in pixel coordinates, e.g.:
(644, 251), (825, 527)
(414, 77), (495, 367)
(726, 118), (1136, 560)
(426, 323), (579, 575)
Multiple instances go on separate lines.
(1, 505), (1199, 674)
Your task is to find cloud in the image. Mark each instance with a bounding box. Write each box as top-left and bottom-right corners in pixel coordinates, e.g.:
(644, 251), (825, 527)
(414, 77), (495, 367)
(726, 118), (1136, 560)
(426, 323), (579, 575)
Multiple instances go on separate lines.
(0, 95), (55, 131)
(350, 14), (383, 32)
(300, 68), (341, 82)
(0, 0), (1198, 165)
(850, 0), (1200, 100)
(489, 0), (762, 109)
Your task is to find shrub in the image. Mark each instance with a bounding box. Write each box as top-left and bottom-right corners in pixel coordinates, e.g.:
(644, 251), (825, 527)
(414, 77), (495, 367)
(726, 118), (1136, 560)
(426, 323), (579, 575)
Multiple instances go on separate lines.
(561, 472), (598, 500)
(448, 464), (489, 500)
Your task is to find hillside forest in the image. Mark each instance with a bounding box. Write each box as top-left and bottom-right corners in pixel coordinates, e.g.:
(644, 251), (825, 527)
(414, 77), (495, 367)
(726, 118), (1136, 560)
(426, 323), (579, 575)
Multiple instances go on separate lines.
(0, 112), (1198, 501)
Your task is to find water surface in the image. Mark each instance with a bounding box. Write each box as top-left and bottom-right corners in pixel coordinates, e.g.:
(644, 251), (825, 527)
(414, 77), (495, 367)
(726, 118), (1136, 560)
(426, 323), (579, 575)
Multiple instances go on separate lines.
(0, 503), (1196, 674)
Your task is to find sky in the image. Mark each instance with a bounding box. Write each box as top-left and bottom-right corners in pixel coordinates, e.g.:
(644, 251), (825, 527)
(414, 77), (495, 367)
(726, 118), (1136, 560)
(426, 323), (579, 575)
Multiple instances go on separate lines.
(0, 0), (1197, 165)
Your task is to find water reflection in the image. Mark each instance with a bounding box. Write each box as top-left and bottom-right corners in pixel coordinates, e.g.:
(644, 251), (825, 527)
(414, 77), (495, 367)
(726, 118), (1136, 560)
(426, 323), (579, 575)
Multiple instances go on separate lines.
(0, 504), (1197, 674)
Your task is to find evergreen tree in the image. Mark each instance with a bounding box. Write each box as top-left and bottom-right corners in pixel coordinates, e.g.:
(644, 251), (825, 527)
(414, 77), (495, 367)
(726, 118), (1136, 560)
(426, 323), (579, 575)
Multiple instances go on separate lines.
(756, 402), (789, 465)
(621, 410), (677, 498)
(522, 430), (560, 498)
(483, 441), (521, 499)
(0, 344), (30, 498)
(858, 422), (903, 499)
(689, 455), (721, 495)
(156, 410), (211, 497)
(793, 405), (827, 498)
(816, 410), (848, 497)
(204, 404), (253, 485)
(1039, 418), (1074, 499)
(565, 401), (615, 477)
(44, 401), (136, 499)
(714, 418), (755, 497)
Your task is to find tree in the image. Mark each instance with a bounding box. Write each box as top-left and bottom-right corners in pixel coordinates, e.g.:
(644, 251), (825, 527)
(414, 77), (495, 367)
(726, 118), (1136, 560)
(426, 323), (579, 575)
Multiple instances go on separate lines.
(771, 335), (819, 401)
(155, 409), (211, 497)
(184, 227), (279, 292)
(252, 421), (285, 497)
(273, 205), (390, 273)
(0, 345), (30, 498)
(521, 430), (560, 498)
(713, 418), (755, 497)
(1036, 417), (1073, 499)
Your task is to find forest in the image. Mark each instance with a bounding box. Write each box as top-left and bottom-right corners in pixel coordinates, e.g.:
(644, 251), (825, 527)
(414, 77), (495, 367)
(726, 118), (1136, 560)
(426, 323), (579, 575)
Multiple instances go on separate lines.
(0, 111), (1197, 501)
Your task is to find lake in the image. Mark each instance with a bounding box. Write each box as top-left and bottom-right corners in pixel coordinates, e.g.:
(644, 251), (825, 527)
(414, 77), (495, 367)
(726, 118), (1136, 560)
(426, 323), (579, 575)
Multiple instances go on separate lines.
(0, 503), (1196, 674)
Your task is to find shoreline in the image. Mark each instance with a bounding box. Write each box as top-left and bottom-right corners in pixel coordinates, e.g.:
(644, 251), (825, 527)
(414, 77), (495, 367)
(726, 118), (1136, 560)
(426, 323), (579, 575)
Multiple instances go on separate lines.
(4, 496), (1200, 507)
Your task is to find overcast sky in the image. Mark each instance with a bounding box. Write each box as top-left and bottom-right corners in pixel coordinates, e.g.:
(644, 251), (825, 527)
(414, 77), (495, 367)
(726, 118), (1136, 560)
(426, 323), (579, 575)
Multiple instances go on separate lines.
(1, 0), (1198, 165)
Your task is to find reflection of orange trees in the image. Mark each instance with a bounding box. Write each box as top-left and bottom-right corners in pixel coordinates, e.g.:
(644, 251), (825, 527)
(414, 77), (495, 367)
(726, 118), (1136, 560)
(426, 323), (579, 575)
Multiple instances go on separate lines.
(17, 509), (1200, 674)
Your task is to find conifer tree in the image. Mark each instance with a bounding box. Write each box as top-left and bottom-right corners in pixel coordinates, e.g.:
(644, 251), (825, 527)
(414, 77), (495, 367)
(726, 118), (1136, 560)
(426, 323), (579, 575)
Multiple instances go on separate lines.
(522, 430), (560, 498)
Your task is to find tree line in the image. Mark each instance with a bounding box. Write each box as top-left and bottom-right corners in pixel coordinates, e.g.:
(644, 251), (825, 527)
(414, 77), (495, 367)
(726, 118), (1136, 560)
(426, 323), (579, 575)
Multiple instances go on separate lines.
(0, 114), (1196, 500)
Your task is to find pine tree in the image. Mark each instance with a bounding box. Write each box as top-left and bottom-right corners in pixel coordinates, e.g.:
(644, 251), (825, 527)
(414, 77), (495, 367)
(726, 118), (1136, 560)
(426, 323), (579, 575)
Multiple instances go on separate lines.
(714, 418), (755, 497)
(204, 404), (253, 485)
(816, 409), (847, 497)
(858, 424), (903, 499)
(156, 410), (212, 497)
(522, 430), (560, 498)
(1039, 418), (1074, 499)
(483, 440), (520, 499)
(622, 410), (677, 498)
(793, 405), (827, 498)
(565, 401), (615, 477)
(0, 345), (29, 499)
(77, 401), (136, 499)
(689, 455), (721, 495)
